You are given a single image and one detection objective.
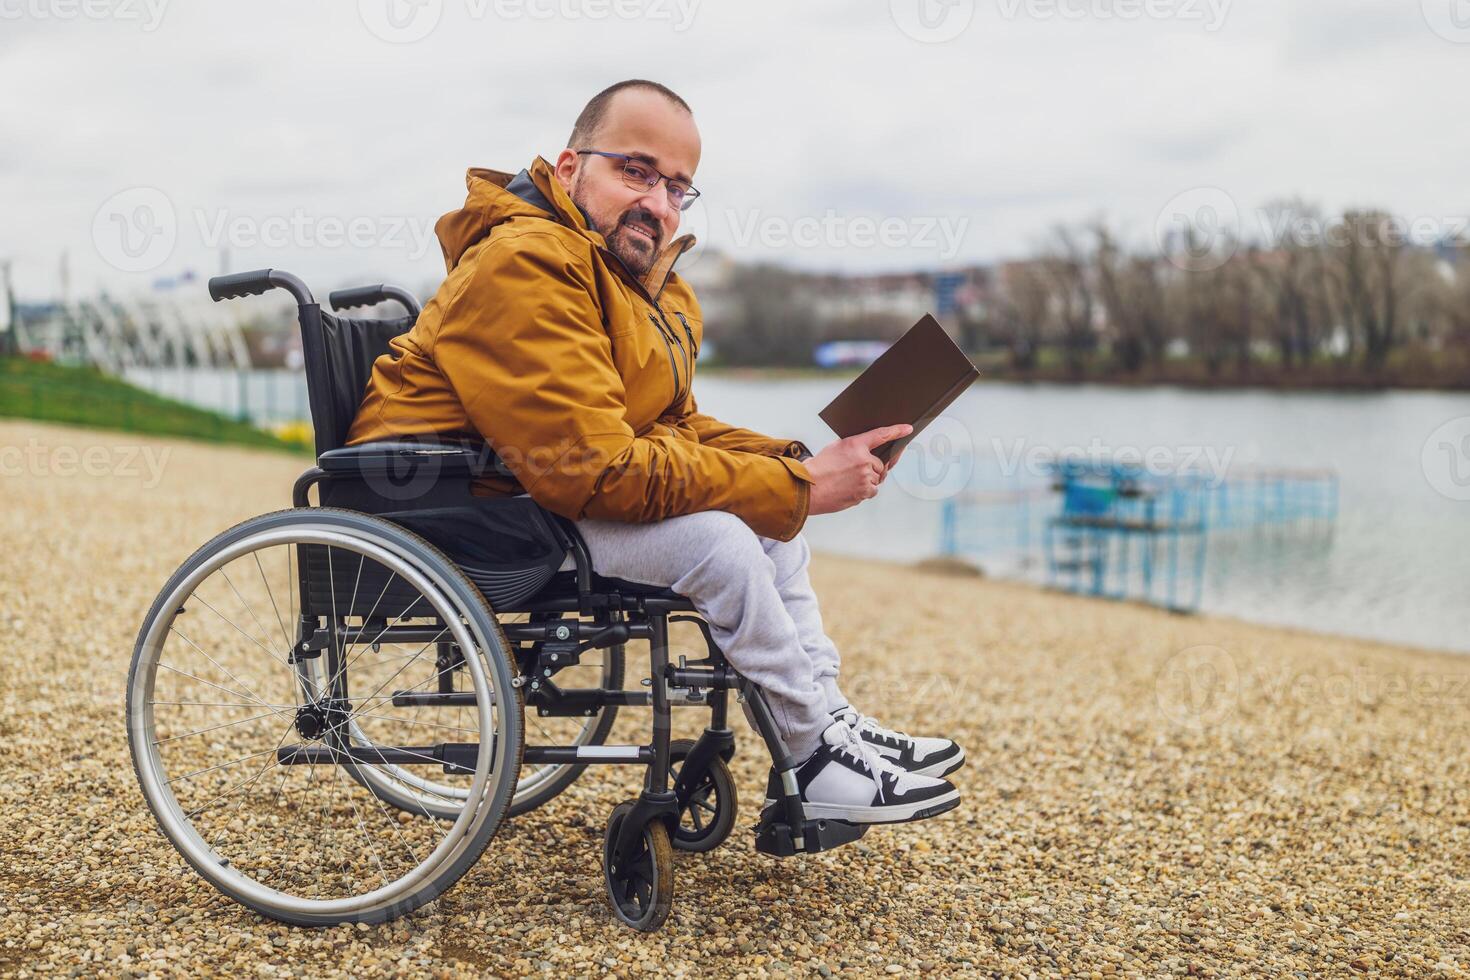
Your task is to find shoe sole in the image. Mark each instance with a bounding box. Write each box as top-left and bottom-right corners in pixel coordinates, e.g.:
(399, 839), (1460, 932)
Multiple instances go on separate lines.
(760, 787), (961, 825)
(913, 746), (965, 780)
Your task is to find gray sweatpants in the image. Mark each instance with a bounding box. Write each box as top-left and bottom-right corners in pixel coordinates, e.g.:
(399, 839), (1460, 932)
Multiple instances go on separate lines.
(558, 510), (849, 760)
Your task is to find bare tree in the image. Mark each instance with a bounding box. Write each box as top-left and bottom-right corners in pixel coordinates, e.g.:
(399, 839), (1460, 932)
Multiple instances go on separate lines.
(1092, 222), (1170, 372)
(1251, 199), (1330, 370)
(1324, 209), (1411, 372)
(1038, 227), (1097, 376)
(710, 264), (821, 367)
(996, 260), (1051, 371)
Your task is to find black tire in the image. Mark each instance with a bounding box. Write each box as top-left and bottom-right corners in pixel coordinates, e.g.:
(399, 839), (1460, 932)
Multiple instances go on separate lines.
(126, 507), (523, 925)
(668, 738), (738, 853)
(603, 801), (674, 931)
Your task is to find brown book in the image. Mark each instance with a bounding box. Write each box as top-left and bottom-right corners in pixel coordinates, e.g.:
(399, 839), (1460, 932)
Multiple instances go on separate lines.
(818, 314), (980, 465)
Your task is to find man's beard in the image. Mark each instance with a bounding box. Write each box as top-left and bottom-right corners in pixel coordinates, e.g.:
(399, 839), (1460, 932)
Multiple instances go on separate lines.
(571, 178), (662, 277)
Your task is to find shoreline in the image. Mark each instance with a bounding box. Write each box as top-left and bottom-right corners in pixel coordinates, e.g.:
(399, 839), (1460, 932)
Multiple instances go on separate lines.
(701, 363), (1470, 393)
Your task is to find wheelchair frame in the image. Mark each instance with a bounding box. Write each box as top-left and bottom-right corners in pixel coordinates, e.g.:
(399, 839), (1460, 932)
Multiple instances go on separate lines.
(129, 267), (868, 933)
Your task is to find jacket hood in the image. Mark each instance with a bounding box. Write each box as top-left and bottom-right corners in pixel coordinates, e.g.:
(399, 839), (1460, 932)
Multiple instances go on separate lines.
(433, 155), (696, 298)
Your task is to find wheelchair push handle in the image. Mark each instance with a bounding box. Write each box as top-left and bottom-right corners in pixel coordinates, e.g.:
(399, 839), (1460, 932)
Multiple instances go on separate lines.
(328, 283), (422, 316)
(207, 269), (315, 307)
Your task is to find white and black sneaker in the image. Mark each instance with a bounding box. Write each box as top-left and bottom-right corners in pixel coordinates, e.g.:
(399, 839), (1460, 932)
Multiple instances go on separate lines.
(762, 720), (960, 825)
(832, 706), (965, 779)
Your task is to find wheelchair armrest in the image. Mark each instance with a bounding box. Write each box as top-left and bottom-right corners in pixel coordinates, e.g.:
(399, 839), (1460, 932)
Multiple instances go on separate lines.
(317, 440), (515, 480)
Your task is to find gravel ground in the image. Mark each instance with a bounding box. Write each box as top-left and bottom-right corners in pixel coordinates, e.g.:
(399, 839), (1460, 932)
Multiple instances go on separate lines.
(3, 417), (1470, 978)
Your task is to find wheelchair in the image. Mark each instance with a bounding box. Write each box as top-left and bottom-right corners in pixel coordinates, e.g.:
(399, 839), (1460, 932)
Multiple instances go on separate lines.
(125, 268), (872, 932)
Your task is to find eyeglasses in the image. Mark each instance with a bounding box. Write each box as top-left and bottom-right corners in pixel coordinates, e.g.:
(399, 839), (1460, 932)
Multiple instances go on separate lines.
(575, 150), (701, 212)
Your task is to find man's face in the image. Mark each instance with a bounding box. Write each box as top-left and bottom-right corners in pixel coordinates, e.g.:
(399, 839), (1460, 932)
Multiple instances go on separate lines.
(555, 88), (701, 278)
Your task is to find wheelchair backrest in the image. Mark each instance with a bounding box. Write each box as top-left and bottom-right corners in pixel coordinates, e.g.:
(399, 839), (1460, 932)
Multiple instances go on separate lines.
(299, 307), (416, 456)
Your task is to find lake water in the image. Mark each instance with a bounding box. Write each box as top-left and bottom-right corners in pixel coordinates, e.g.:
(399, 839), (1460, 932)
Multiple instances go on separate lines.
(694, 378), (1470, 655)
(129, 368), (1470, 654)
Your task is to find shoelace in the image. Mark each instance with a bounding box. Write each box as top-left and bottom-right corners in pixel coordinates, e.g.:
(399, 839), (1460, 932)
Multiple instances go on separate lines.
(828, 722), (892, 801)
(841, 710), (911, 747)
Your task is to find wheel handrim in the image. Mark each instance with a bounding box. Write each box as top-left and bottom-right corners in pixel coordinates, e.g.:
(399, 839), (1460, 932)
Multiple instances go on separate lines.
(129, 523), (511, 919)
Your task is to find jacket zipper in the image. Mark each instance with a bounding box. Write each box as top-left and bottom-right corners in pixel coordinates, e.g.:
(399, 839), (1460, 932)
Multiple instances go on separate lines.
(673, 311), (698, 360)
(647, 312), (684, 405)
(595, 241), (693, 407)
(657, 307), (693, 397)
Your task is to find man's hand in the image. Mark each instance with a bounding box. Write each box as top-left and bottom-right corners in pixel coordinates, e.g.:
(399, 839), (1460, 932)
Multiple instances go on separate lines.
(804, 424), (913, 516)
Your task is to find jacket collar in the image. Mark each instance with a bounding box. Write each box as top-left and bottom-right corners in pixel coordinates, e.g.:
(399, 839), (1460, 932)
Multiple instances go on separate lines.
(504, 156), (696, 302)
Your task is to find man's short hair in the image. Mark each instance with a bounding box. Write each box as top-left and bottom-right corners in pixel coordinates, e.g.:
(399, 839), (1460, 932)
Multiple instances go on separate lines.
(567, 80), (692, 149)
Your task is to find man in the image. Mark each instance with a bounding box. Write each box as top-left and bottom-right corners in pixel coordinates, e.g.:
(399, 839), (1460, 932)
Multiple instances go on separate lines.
(347, 79), (963, 824)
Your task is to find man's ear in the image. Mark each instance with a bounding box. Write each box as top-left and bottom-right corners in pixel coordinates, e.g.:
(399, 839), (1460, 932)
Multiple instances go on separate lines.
(553, 149), (580, 193)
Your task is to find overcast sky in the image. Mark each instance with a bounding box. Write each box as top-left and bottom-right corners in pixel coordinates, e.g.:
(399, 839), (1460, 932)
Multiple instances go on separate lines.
(2, 0), (1467, 300)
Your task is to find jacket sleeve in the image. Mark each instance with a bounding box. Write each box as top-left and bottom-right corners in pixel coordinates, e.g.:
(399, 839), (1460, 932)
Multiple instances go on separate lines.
(433, 233), (813, 541)
(668, 394), (815, 461)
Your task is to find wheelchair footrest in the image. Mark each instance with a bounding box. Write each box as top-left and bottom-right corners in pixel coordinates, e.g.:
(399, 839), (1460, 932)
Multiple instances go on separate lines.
(753, 807), (869, 857)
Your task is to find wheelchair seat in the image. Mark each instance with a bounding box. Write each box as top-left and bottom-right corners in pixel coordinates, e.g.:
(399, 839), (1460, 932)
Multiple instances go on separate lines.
(539, 569), (691, 601)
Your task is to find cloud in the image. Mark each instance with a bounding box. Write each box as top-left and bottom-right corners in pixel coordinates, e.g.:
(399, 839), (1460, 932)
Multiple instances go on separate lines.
(1, 0), (1465, 297)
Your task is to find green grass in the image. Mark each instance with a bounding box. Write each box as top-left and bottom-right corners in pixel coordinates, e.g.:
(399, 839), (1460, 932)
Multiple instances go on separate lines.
(0, 356), (309, 453)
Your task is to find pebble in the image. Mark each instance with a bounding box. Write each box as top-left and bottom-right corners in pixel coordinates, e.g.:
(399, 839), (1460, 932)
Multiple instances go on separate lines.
(2, 418), (1466, 978)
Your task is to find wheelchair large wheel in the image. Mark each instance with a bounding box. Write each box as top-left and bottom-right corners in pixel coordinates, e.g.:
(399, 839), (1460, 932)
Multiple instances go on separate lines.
(127, 508), (522, 925)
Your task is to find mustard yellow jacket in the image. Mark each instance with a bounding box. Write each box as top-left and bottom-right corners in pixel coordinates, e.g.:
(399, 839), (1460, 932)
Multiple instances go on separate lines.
(346, 157), (814, 541)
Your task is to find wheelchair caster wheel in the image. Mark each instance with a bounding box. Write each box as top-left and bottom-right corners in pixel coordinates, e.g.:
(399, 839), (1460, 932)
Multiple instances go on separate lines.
(669, 738), (738, 853)
(603, 801), (673, 931)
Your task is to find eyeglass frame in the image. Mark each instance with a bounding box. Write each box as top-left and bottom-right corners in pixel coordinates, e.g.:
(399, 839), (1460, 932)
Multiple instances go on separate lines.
(574, 149), (701, 212)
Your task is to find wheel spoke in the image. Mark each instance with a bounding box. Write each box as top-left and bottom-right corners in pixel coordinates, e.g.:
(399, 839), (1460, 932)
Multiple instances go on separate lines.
(133, 524), (513, 916)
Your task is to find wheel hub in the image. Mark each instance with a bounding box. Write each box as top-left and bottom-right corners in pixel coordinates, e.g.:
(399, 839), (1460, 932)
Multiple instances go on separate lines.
(294, 698), (348, 741)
